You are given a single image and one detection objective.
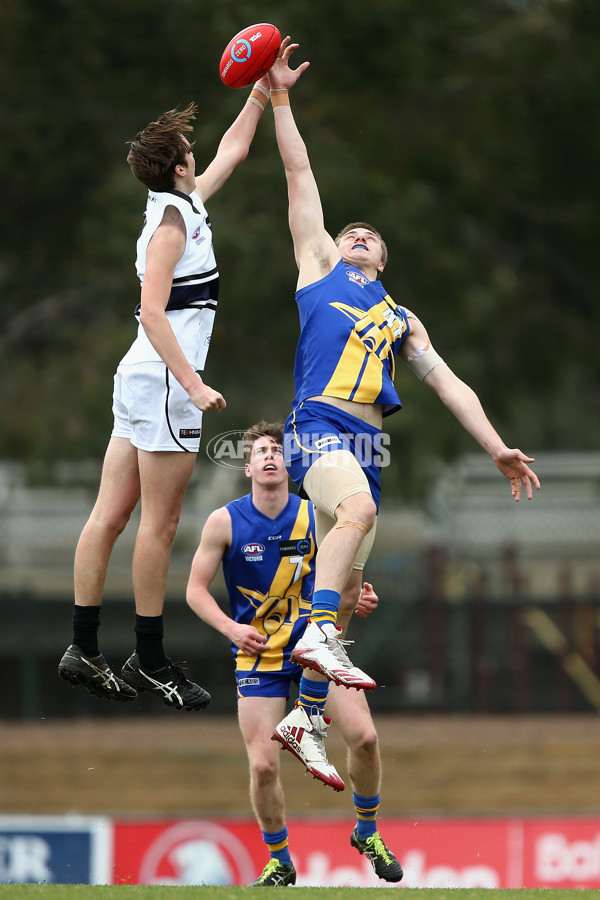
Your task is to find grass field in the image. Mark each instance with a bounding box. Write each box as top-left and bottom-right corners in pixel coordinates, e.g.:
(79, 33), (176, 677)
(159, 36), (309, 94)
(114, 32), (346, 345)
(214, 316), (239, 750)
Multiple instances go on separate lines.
(2, 888), (600, 899)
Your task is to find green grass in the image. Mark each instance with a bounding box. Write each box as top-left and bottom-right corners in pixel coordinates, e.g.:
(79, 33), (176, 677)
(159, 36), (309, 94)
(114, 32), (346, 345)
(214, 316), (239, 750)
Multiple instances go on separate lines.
(1, 889), (600, 899)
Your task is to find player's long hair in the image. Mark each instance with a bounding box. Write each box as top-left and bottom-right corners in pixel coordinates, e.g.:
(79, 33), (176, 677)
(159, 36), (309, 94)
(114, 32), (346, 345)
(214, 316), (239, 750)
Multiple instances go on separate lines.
(243, 421), (284, 463)
(126, 102), (197, 191)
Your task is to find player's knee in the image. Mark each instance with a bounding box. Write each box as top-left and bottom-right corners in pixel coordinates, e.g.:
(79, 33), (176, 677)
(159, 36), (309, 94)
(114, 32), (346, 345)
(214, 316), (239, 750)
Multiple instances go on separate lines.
(336, 493), (377, 532)
(163, 516), (180, 545)
(145, 512), (180, 546)
(251, 756), (279, 788)
(350, 725), (379, 758)
(96, 508), (133, 540)
(109, 517), (129, 539)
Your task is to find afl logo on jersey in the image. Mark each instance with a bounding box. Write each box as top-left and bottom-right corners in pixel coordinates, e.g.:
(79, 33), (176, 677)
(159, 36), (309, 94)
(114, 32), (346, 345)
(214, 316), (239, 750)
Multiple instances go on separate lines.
(243, 543), (265, 562)
(348, 270), (369, 287)
(191, 226), (205, 245)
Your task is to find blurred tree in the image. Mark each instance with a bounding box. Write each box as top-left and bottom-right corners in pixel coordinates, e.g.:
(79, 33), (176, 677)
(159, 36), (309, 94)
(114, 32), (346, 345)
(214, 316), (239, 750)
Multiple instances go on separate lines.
(1, 0), (598, 497)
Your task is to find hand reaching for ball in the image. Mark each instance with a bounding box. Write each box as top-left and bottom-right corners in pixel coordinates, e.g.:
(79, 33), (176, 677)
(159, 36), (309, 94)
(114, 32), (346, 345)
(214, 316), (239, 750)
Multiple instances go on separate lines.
(268, 36), (310, 92)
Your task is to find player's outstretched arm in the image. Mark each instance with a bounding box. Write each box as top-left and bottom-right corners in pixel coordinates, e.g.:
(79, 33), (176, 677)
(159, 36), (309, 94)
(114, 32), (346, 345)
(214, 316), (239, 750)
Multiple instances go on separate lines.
(400, 311), (540, 501)
(424, 364), (541, 501)
(186, 509), (267, 653)
(195, 75), (271, 202)
(267, 37), (339, 285)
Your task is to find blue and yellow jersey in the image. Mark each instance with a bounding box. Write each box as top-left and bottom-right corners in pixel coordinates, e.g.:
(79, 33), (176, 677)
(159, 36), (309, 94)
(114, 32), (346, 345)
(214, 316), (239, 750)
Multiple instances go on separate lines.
(222, 493), (315, 674)
(292, 259), (410, 417)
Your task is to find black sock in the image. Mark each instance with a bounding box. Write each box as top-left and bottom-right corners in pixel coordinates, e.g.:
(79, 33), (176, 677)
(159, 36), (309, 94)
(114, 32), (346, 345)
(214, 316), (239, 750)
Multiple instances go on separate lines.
(134, 614), (167, 671)
(72, 605), (101, 657)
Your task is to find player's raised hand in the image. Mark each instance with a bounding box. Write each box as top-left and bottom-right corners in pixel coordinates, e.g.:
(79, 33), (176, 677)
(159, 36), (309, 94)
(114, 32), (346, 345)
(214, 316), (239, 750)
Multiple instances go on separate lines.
(268, 36), (310, 92)
(354, 582), (379, 618)
(493, 448), (541, 502)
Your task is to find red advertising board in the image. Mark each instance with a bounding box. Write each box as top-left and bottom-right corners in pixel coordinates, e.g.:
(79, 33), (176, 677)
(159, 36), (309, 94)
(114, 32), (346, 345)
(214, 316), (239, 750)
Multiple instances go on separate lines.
(112, 817), (600, 888)
(111, 817), (499, 887)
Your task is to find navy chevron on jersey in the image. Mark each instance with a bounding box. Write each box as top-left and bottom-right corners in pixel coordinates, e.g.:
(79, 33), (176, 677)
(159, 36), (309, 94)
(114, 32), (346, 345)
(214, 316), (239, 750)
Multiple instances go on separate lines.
(292, 259), (410, 417)
(120, 188), (219, 370)
(222, 493), (315, 675)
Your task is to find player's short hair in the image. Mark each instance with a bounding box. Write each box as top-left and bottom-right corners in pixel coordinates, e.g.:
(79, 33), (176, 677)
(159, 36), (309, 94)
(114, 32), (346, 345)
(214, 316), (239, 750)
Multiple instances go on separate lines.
(243, 421), (284, 463)
(334, 221), (388, 268)
(126, 102), (197, 191)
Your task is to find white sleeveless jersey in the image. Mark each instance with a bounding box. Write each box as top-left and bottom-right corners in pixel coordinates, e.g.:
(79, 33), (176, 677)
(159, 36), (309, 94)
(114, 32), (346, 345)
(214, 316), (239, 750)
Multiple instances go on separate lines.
(119, 188), (220, 370)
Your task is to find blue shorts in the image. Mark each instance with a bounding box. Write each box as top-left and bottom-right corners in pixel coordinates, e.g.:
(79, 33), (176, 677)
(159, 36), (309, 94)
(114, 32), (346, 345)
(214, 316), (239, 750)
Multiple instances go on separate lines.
(235, 668), (301, 699)
(284, 400), (385, 511)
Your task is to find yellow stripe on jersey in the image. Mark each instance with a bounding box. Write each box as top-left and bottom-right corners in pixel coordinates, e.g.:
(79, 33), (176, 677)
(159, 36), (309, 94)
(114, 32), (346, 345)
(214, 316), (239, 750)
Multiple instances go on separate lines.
(323, 298), (406, 402)
(235, 500), (313, 672)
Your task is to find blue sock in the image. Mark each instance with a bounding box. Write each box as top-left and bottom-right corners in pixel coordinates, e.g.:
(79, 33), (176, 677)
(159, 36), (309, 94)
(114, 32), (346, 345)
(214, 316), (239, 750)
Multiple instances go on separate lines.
(263, 827), (291, 865)
(297, 676), (329, 716)
(353, 792), (380, 838)
(311, 588), (340, 628)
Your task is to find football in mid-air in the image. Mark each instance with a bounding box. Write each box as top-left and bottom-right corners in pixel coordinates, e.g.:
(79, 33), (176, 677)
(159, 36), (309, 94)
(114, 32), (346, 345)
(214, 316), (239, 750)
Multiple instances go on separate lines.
(219, 23), (281, 89)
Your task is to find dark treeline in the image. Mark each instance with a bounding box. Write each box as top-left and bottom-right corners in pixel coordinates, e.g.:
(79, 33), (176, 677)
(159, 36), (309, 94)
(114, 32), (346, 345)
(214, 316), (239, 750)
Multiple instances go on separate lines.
(1, 0), (598, 497)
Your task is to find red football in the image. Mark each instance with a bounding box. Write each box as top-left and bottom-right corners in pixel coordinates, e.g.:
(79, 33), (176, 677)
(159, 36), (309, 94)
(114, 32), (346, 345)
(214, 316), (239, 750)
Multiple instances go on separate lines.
(219, 23), (281, 89)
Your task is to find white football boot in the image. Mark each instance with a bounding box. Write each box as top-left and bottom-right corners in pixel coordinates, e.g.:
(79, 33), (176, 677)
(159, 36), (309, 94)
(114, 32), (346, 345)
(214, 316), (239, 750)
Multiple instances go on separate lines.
(291, 620), (377, 691)
(272, 703), (345, 792)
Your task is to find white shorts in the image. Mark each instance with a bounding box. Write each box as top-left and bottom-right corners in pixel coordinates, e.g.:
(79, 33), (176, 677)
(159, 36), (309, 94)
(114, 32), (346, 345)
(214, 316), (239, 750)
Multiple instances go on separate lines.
(112, 362), (203, 452)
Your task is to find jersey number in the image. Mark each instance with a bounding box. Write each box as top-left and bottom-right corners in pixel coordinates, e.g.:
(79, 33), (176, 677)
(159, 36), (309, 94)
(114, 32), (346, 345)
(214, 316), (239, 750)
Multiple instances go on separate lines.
(288, 555), (304, 585)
